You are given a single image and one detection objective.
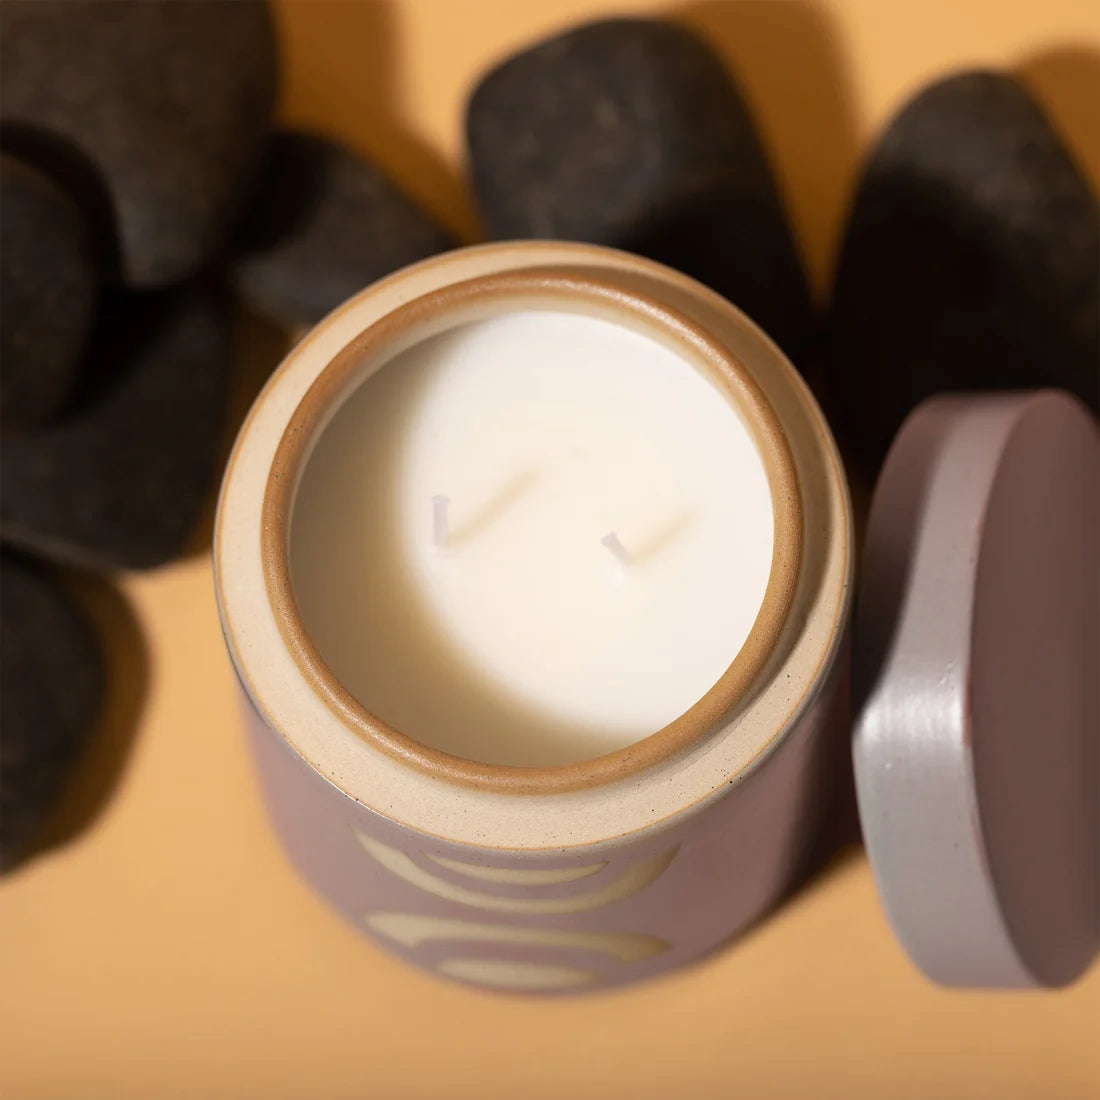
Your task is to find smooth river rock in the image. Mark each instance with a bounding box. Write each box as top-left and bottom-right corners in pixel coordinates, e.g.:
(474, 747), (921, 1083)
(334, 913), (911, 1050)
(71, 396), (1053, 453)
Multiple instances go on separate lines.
(1, 285), (232, 571)
(0, 0), (277, 287)
(827, 71), (1099, 472)
(1, 153), (98, 430)
(231, 130), (457, 328)
(1, 554), (105, 872)
(466, 18), (813, 359)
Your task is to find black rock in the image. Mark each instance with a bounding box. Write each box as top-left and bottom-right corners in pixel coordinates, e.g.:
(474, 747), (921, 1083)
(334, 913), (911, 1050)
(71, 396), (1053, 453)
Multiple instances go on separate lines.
(1, 153), (98, 430)
(466, 18), (813, 359)
(1, 554), (105, 872)
(230, 131), (457, 328)
(1, 285), (232, 571)
(827, 71), (1100, 472)
(0, 0), (277, 288)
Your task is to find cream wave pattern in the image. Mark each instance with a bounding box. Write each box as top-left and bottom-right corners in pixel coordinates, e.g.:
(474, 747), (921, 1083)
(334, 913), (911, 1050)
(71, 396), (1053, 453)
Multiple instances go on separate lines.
(355, 832), (677, 990)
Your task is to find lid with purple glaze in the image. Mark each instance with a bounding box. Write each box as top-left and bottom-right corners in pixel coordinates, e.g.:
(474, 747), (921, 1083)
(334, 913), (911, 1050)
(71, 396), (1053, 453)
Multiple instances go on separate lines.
(854, 389), (1099, 988)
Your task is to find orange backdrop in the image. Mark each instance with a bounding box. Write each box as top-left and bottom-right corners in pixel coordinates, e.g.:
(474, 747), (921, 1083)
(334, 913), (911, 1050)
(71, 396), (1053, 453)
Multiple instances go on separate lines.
(1, 3), (1098, 1098)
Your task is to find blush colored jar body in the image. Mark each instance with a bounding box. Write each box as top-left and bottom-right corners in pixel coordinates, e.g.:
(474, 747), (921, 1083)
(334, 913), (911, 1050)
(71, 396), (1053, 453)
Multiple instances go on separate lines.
(215, 242), (852, 993)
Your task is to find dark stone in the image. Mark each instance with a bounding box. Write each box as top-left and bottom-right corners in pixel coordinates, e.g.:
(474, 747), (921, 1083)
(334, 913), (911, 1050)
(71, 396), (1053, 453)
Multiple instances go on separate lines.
(827, 71), (1099, 473)
(0, 0), (277, 288)
(1, 153), (97, 430)
(1, 554), (105, 872)
(1, 285), (232, 571)
(466, 18), (813, 359)
(230, 130), (457, 328)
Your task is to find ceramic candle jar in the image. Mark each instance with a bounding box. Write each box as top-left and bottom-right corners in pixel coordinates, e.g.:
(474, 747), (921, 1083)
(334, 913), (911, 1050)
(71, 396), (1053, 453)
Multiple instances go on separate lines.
(215, 242), (852, 993)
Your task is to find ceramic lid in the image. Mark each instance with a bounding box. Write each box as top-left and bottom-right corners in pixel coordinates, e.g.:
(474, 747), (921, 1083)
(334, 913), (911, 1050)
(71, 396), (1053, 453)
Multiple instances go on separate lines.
(853, 390), (1099, 988)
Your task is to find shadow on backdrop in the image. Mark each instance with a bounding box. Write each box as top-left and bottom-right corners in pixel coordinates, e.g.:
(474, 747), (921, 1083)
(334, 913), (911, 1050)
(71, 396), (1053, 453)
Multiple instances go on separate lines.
(676, 0), (860, 303)
(1018, 43), (1100, 192)
(273, 0), (478, 240)
(674, 0), (864, 892)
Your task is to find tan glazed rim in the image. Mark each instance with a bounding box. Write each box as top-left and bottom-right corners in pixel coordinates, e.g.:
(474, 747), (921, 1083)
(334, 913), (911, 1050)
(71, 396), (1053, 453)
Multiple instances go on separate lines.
(261, 267), (803, 795)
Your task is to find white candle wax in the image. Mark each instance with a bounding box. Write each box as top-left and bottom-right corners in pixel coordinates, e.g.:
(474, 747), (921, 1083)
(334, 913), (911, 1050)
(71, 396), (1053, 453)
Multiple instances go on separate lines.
(289, 310), (774, 767)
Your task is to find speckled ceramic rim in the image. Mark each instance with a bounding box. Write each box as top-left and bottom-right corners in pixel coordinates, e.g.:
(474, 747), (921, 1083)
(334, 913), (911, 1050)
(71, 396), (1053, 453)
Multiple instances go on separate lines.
(261, 267), (803, 794)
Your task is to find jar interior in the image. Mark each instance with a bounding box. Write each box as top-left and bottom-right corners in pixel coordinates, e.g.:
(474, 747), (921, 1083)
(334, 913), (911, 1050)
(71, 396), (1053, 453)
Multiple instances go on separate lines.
(287, 307), (775, 767)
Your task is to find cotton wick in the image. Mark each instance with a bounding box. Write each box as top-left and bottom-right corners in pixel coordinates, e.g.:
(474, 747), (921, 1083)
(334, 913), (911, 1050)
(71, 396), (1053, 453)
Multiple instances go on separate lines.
(432, 494), (451, 549)
(601, 530), (632, 568)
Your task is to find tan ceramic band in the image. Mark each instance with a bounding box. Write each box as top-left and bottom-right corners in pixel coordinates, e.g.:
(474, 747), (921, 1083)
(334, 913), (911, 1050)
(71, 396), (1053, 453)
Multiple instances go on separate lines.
(261, 267), (803, 795)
